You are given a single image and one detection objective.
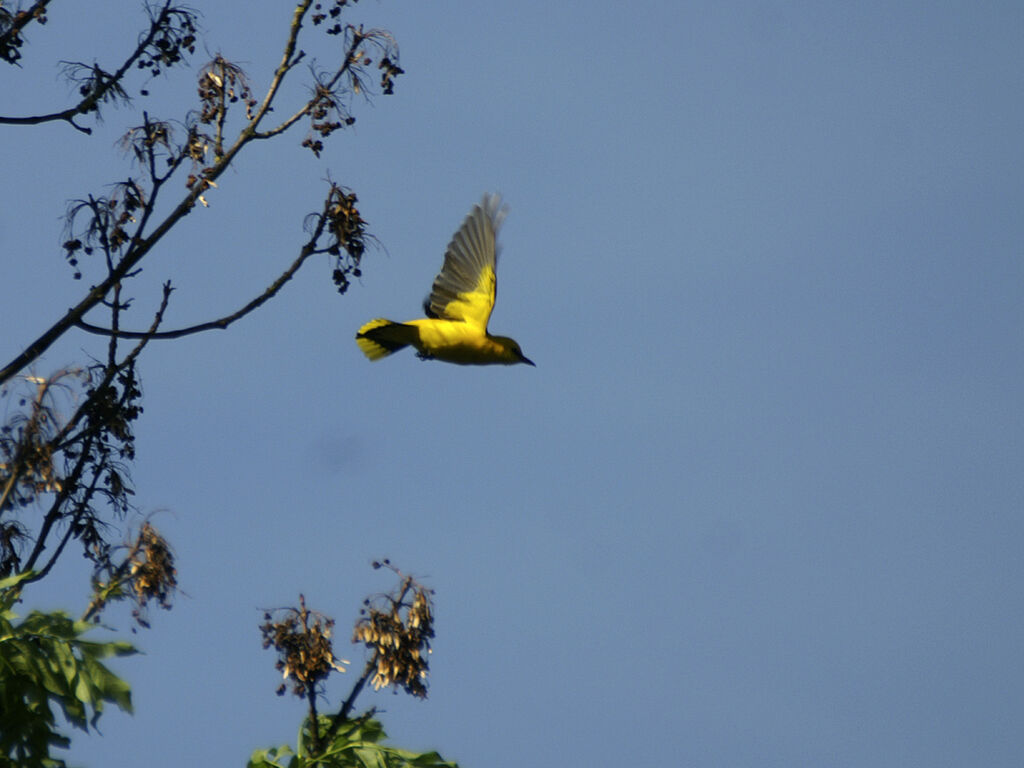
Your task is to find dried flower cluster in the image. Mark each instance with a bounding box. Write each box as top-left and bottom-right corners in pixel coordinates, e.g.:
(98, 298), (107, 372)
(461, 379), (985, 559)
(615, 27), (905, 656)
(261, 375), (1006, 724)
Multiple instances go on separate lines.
(197, 56), (256, 126)
(302, 84), (356, 158)
(353, 564), (435, 698)
(0, 1), (47, 66)
(0, 376), (67, 504)
(311, 0), (357, 36)
(0, 372), (79, 574)
(60, 61), (131, 112)
(136, 4), (197, 76)
(322, 185), (370, 294)
(54, 5), (199, 121)
(85, 520), (178, 628)
(128, 522), (177, 612)
(63, 182), (147, 279)
(262, 595), (348, 698)
(120, 119), (173, 165)
(377, 56), (404, 95)
(299, 23), (403, 158)
(0, 358), (146, 582)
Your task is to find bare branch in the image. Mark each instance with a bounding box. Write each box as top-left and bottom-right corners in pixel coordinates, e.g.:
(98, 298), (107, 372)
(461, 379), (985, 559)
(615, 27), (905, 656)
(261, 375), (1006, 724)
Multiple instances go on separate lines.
(19, 284), (172, 579)
(0, 110), (94, 133)
(73, 196), (332, 341)
(0, 0), (52, 65)
(0, 1), (196, 132)
(28, 451), (104, 582)
(247, 0), (315, 134)
(0, 2), (376, 384)
(20, 428), (100, 576)
(251, 29), (364, 140)
(53, 282), (173, 452)
(333, 660), (376, 729)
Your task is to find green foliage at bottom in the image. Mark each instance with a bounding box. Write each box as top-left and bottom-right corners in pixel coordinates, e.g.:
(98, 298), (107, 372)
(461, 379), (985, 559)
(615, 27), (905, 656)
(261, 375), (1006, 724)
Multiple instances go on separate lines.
(248, 714), (459, 768)
(0, 573), (136, 768)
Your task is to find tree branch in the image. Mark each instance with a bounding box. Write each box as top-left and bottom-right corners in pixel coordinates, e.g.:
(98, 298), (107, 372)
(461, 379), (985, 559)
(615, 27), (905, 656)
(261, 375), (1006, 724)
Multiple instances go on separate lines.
(0, 1), (175, 133)
(0, 0), (335, 385)
(326, 576), (415, 738)
(251, 29), (364, 140)
(20, 283), (173, 580)
(53, 282), (173, 453)
(247, 0), (314, 135)
(3, 129), (219, 384)
(73, 202), (330, 341)
(20, 429), (97, 576)
(0, 0), (52, 65)
(0, 110), (93, 133)
(27, 455), (103, 582)
(332, 661), (375, 731)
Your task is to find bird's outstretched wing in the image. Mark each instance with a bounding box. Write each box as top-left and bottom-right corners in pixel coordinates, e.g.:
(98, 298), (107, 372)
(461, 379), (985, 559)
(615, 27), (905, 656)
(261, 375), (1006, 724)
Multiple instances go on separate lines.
(424, 194), (507, 330)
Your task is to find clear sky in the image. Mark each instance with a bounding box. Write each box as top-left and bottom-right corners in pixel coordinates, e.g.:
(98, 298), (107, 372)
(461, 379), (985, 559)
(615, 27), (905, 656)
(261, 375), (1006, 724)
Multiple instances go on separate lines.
(3, 1), (1024, 766)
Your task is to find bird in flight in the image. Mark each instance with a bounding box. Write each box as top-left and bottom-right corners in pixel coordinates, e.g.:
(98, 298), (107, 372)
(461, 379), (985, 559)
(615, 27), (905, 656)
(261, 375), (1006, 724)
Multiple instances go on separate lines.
(356, 194), (534, 366)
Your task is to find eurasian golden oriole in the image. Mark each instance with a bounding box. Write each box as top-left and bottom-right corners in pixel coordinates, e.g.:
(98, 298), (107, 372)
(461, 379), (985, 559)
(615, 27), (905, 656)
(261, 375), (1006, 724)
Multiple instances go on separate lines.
(356, 194), (534, 366)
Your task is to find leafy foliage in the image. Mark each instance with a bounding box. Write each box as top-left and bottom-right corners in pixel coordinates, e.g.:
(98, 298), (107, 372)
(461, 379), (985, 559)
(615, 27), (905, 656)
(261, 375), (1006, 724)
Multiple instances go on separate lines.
(248, 715), (459, 768)
(0, 573), (136, 768)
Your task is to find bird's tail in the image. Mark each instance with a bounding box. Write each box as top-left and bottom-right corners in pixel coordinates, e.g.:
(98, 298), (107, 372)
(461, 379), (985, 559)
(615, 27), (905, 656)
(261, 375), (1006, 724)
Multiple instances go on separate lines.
(355, 318), (418, 361)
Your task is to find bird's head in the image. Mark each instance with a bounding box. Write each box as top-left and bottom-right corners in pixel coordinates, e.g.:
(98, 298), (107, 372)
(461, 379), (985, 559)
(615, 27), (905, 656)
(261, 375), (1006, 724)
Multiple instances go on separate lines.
(493, 335), (535, 366)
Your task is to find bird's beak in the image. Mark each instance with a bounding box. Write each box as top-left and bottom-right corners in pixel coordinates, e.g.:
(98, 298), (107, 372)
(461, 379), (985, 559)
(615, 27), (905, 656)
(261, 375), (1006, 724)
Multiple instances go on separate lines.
(520, 354), (535, 367)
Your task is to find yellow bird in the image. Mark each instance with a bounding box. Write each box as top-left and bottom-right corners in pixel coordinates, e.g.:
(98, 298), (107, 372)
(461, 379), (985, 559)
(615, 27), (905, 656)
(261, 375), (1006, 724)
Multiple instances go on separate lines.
(356, 194), (534, 366)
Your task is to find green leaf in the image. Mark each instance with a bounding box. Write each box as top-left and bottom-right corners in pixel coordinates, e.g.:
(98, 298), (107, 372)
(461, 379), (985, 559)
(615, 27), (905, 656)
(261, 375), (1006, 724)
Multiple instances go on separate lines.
(247, 744), (296, 768)
(0, 604), (136, 767)
(257, 716), (460, 768)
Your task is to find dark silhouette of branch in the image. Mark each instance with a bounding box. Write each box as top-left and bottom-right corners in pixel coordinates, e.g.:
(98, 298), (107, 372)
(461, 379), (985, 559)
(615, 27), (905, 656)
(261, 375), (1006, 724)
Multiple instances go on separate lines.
(27, 446), (103, 582)
(53, 282), (173, 452)
(72, 199), (331, 341)
(327, 575), (414, 738)
(332, 661), (376, 730)
(248, 1), (313, 133)
(251, 30), (364, 140)
(0, 1), (178, 134)
(21, 282), (173, 580)
(0, 0), (52, 65)
(20, 429), (99, 577)
(0, 1), (322, 385)
(0, 110), (93, 134)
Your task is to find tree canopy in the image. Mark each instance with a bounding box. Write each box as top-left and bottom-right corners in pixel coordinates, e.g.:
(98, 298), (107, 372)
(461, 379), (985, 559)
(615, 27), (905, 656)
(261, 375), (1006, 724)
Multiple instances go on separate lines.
(0, 3), (456, 766)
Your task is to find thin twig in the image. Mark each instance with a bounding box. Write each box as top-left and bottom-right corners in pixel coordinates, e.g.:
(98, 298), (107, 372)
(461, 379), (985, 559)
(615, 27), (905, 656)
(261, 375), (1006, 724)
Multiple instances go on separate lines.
(326, 576), (414, 739)
(332, 661), (376, 731)
(53, 282), (174, 453)
(0, 1), (174, 134)
(251, 29), (364, 140)
(246, 0), (314, 136)
(21, 429), (97, 576)
(0, 0), (53, 54)
(73, 203), (330, 340)
(31, 457), (104, 583)
(20, 283), (173, 580)
(0, 0), (324, 384)
(80, 530), (146, 622)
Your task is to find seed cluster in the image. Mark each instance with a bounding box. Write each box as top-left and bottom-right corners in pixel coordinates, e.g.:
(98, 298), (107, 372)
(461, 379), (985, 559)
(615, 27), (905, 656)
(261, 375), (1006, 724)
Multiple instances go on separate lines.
(353, 566), (435, 698)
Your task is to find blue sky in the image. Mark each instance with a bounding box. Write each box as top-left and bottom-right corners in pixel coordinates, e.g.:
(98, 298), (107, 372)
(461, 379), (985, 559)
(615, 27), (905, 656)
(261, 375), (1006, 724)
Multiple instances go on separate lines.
(3, 1), (1024, 766)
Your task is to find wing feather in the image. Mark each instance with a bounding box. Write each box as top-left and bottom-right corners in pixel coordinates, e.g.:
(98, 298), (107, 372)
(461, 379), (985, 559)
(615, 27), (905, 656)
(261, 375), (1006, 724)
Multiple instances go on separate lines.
(425, 194), (507, 329)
